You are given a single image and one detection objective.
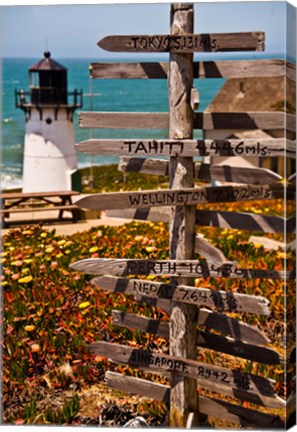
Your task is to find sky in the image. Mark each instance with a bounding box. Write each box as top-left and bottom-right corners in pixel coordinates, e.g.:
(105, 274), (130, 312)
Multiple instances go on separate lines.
(1, 1), (296, 60)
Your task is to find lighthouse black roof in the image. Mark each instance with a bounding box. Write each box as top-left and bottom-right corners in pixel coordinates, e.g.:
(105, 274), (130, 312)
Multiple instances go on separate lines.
(29, 51), (66, 72)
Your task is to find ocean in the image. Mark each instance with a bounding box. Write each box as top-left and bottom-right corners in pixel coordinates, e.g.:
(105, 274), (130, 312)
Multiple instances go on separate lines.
(0, 54), (284, 190)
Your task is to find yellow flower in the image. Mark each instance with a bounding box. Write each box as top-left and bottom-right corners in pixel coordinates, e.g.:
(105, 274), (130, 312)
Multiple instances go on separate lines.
(89, 246), (99, 253)
(227, 235), (234, 240)
(58, 239), (66, 246)
(18, 275), (33, 284)
(25, 325), (35, 332)
(21, 268), (30, 274)
(56, 253), (63, 258)
(1, 252), (8, 257)
(145, 246), (157, 253)
(65, 250), (71, 255)
(78, 301), (91, 309)
(40, 233), (47, 238)
(23, 230), (33, 235)
(45, 246), (54, 253)
(0, 258), (5, 264)
(254, 243), (263, 249)
(24, 259), (33, 264)
(277, 252), (286, 259)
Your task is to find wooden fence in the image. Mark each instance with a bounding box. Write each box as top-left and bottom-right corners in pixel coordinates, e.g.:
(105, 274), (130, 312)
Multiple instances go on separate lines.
(71, 3), (296, 429)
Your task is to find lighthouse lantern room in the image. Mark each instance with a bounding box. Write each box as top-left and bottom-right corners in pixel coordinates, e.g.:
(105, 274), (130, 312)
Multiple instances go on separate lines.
(16, 51), (83, 192)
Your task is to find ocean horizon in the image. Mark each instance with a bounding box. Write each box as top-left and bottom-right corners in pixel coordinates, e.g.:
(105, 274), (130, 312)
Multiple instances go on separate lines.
(1, 53), (292, 190)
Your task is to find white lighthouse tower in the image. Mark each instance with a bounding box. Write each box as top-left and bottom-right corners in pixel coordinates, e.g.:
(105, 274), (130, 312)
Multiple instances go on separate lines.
(16, 51), (83, 192)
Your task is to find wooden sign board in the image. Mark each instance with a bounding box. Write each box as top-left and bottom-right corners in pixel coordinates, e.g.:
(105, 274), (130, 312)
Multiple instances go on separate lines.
(194, 234), (231, 265)
(98, 32), (264, 53)
(98, 276), (270, 315)
(71, 258), (292, 280)
(196, 210), (294, 233)
(90, 59), (295, 81)
(76, 137), (296, 159)
(90, 341), (279, 404)
(132, 279), (270, 315)
(91, 276), (269, 345)
(105, 372), (285, 428)
(111, 310), (282, 365)
(78, 112), (296, 133)
(105, 207), (293, 234)
(118, 157), (283, 185)
(75, 184), (291, 212)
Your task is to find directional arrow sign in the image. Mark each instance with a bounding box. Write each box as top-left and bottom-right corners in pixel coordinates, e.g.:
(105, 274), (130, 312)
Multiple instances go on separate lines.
(75, 138), (296, 159)
(74, 184), (291, 212)
(111, 311), (282, 364)
(98, 32), (264, 53)
(90, 341), (281, 407)
(91, 276), (270, 344)
(71, 258), (293, 280)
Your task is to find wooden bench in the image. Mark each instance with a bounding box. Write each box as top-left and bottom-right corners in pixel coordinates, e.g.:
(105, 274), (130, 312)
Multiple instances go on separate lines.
(0, 191), (81, 228)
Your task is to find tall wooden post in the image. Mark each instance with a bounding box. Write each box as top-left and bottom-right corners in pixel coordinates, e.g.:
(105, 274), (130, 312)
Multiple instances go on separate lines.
(168, 3), (199, 427)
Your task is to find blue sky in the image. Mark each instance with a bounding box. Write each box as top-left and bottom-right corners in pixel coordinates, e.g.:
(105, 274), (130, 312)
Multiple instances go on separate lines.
(1, 1), (296, 60)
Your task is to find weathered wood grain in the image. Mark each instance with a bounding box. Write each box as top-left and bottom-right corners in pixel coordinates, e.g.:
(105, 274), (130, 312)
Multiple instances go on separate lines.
(90, 275), (269, 344)
(98, 32), (264, 53)
(194, 234), (230, 265)
(195, 210), (293, 233)
(74, 184), (291, 212)
(90, 341), (281, 407)
(130, 278), (270, 314)
(106, 371), (170, 401)
(167, 6), (198, 426)
(78, 112), (296, 133)
(90, 59), (295, 81)
(248, 236), (286, 251)
(111, 310), (282, 364)
(102, 275), (270, 314)
(196, 308), (270, 345)
(198, 395), (284, 428)
(112, 310), (169, 338)
(76, 137), (296, 158)
(105, 207), (293, 234)
(105, 372), (284, 428)
(118, 157), (283, 184)
(71, 258), (293, 280)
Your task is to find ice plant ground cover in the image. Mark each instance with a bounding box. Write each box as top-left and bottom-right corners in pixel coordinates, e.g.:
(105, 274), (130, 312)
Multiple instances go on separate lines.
(1, 197), (295, 425)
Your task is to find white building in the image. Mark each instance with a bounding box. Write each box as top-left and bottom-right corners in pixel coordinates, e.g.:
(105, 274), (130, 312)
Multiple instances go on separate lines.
(16, 51), (83, 192)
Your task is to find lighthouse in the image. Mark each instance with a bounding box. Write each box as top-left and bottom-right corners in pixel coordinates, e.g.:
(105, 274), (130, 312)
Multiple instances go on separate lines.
(15, 51), (83, 192)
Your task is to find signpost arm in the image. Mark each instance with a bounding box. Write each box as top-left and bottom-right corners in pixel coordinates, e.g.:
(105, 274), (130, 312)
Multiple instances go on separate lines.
(168, 3), (199, 427)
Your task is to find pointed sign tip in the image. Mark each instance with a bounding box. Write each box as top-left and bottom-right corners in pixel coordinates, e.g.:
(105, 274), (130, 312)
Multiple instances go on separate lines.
(97, 36), (111, 51)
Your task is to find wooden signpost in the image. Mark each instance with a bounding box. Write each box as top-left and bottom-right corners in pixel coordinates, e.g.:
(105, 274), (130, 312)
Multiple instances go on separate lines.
(76, 137), (296, 158)
(78, 111), (296, 133)
(90, 341), (285, 411)
(75, 183), (292, 211)
(111, 311), (283, 365)
(98, 31), (264, 53)
(105, 372), (284, 428)
(71, 2), (295, 428)
(90, 59), (296, 80)
(106, 208), (295, 234)
(118, 156), (283, 184)
(71, 258), (293, 280)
